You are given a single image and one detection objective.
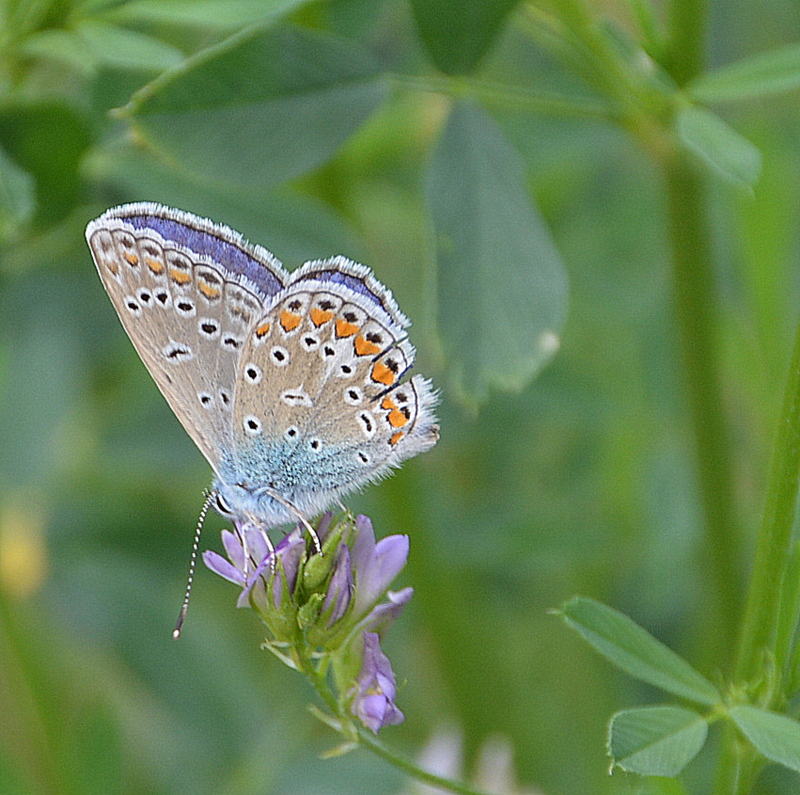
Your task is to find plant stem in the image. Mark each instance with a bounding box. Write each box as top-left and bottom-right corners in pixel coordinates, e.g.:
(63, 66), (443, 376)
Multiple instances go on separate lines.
(735, 313), (800, 684)
(298, 643), (493, 795)
(357, 729), (493, 795)
(387, 72), (612, 120)
(663, 0), (707, 86)
(663, 151), (743, 660)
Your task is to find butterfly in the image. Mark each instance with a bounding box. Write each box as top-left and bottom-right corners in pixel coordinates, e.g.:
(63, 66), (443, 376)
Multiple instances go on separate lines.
(86, 203), (439, 532)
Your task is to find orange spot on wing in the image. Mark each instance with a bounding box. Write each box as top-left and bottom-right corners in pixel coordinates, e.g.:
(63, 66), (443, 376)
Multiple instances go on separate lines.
(381, 396), (396, 411)
(145, 257), (164, 274)
(354, 335), (382, 356)
(389, 431), (404, 446)
(388, 408), (409, 428)
(371, 361), (395, 386)
(310, 307), (334, 327)
(255, 321), (271, 338)
(124, 252), (139, 265)
(336, 319), (359, 338)
(280, 310), (302, 332)
(199, 282), (220, 299)
(170, 268), (191, 285)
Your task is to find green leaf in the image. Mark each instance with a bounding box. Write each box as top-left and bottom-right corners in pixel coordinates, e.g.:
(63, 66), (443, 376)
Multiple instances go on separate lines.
(74, 21), (184, 71)
(108, 0), (304, 29)
(426, 100), (567, 408)
(0, 102), (92, 225)
(0, 144), (35, 239)
(676, 106), (761, 187)
(729, 705), (800, 773)
(608, 706), (708, 777)
(410, 0), (521, 75)
(688, 43), (800, 104)
(126, 24), (386, 186)
(19, 29), (96, 75)
(95, 146), (361, 263)
(560, 597), (721, 706)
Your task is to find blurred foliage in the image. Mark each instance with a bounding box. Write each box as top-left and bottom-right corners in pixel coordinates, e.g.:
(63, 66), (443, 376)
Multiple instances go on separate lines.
(0, 0), (800, 794)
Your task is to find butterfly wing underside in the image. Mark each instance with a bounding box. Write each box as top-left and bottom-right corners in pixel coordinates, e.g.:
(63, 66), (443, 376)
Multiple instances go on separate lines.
(228, 259), (439, 516)
(87, 204), (438, 526)
(86, 204), (288, 474)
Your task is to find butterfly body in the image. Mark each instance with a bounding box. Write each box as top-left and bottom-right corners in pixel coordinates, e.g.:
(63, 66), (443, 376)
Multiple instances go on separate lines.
(87, 204), (438, 527)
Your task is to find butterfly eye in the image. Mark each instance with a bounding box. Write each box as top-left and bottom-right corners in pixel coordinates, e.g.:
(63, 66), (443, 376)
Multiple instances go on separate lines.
(214, 492), (234, 517)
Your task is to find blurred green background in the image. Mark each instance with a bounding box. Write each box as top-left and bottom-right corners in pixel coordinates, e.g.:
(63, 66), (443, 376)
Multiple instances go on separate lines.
(1, 0), (800, 793)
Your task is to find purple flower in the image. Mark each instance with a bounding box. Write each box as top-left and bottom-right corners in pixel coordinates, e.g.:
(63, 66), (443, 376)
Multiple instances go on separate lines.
(205, 513), (412, 644)
(351, 517), (409, 615)
(321, 545), (353, 627)
(350, 631), (404, 732)
(205, 511), (412, 731)
(202, 520), (304, 614)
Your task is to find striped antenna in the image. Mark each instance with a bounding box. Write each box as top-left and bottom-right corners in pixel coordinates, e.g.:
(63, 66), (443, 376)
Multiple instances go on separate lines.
(173, 490), (215, 639)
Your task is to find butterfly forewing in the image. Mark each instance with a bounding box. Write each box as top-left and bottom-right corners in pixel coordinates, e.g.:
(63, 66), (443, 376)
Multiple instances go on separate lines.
(86, 205), (286, 474)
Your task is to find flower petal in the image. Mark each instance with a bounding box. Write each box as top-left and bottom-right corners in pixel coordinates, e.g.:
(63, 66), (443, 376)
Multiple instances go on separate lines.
(351, 631), (404, 733)
(360, 587), (414, 634)
(238, 521), (271, 566)
(203, 550), (245, 585)
(221, 529), (245, 571)
(322, 546), (353, 627)
(350, 514), (376, 573)
(353, 534), (409, 619)
(315, 512), (335, 544)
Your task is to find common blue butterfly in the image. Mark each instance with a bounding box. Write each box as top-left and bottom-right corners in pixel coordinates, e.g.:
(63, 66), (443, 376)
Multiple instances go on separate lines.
(86, 204), (439, 530)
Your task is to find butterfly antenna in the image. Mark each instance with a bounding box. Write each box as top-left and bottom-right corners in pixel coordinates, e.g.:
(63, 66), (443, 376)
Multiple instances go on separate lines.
(173, 489), (215, 639)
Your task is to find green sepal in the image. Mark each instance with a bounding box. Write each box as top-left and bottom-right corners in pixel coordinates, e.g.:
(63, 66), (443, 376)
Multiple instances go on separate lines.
(297, 592), (325, 632)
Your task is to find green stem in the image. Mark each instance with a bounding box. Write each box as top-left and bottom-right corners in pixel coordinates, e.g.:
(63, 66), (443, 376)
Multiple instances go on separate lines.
(299, 648), (493, 795)
(663, 151), (743, 661)
(356, 729), (493, 795)
(387, 72), (612, 120)
(735, 314), (800, 684)
(664, 0), (707, 86)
